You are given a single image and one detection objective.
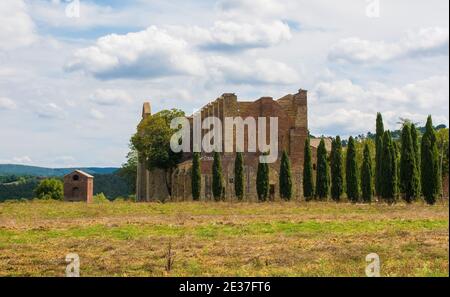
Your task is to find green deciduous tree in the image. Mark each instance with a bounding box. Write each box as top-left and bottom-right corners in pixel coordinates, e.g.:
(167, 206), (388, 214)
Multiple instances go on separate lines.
(212, 151), (223, 201)
(117, 143), (138, 193)
(421, 116), (439, 205)
(315, 138), (329, 200)
(34, 178), (63, 200)
(234, 152), (244, 200)
(400, 124), (420, 203)
(257, 153), (269, 201)
(279, 150), (293, 200)
(375, 113), (384, 197)
(361, 143), (373, 203)
(131, 109), (185, 196)
(346, 136), (359, 202)
(330, 136), (344, 201)
(191, 152), (201, 201)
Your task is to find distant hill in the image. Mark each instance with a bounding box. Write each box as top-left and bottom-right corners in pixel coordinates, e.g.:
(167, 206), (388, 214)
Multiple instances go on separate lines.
(0, 164), (119, 177)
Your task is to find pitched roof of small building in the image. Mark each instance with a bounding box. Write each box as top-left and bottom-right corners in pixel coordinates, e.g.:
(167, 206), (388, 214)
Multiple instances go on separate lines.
(64, 170), (94, 178)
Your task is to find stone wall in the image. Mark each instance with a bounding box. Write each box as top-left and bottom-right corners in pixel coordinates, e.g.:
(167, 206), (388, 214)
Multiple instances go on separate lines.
(137, 89), (316, 202)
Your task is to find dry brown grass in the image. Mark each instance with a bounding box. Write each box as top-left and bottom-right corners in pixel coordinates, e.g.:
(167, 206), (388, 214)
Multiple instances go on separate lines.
(0, 200), (448, 276)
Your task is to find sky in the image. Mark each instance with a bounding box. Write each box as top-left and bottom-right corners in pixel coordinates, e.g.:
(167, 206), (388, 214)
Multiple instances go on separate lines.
(0, 0), (448, 168)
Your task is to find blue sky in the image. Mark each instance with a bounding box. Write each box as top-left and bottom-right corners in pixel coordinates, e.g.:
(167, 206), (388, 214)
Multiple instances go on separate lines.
(0, 0), (449, 167)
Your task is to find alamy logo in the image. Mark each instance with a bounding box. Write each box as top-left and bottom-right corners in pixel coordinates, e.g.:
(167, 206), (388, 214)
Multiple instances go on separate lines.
(170, 115), (279, 163)
(65, 0), (81, 18)
(65, 253), (80, 277)
(365, 253), (381, 277)
(366, 0), (380, 18)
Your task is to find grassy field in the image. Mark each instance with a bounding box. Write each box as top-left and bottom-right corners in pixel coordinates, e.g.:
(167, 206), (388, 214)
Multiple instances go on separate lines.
(0, 200), (448, 276)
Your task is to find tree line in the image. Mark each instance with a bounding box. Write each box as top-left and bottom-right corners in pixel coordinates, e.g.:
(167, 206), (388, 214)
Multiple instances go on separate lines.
(300, 113), (445, 205)
(131, 109), (447, 204)
(0, 172), (133, 201)
(190, 114), (446, 204)
(191, 150), (294, 201)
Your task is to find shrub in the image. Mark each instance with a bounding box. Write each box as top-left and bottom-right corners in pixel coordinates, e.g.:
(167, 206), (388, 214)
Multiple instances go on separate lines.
(93, 193), (109, 203)
(34, 178), (63, 200)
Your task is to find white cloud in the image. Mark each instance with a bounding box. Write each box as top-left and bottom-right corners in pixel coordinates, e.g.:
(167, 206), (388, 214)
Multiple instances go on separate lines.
(329, 27), (449, 64)
(90, 108), (105, 120)
(196, 20), (291, 51)
(0, 0), (448, 167)
(400, 76), (449, 108)
(312, 76), (449, 109)
(51, 155), (76, 167)
(207, 56), (299, 85)
(65, 24), (295, 83)
(0, 0), (36, 50)
(314, 80), (365, 103)
(35, 102), (65, 119)
(28, 0), (141, 29)
(89, 89), (133, 106)
(312, 109), (376, 136)
(216, 0), (285, 19)
(0, 156), (32, 165)
(0, 97), (17, 110)
(166, 0), (291, 52)
(310, 75), (449, 135)
(65, 26), (205, 80)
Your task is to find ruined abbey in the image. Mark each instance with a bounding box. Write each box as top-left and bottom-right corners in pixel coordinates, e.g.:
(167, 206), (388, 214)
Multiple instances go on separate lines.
(136, 89), (330, 202)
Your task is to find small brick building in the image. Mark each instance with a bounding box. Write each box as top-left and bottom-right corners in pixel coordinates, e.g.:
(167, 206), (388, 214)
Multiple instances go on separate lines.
(64, 170), (94, 203)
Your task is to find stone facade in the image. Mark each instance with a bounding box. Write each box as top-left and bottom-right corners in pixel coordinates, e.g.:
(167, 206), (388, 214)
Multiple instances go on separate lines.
(136, 89), (330, 202)
(64, 170), (94, 203)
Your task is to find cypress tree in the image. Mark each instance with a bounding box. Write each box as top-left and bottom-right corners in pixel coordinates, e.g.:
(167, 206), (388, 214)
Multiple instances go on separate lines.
(303, 137), (314, 201)
(315, 138), (329, 200)
(331, 136), (344, 201)
(400, 124), (420, 203)
(346, 136), (359, 202)
(375, 113), (384, 197)
(191, 152), (201, 201)
(411, 123), (421, 195)
(212, 151), (223, 201)
(256, 153), (269, 201)
(421, 116), (439, 205)
(279, 150), (293, 200)
(361, 143), (373, 203)
(381, 131), (396, 203)
(393, 141), (400, 196)
(234, 152), (244, 201)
